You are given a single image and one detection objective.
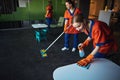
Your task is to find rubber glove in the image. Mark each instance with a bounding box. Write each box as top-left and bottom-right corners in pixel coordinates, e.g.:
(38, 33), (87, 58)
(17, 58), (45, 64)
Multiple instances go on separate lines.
(77, 54), (94, 66)
(78, 39), (90, 50)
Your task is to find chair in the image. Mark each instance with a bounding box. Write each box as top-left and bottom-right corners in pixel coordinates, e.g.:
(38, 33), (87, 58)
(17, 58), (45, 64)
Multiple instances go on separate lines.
(51, 17), (64, 28)
(32, 24), (48, 42)
(35, 29), (47, 42)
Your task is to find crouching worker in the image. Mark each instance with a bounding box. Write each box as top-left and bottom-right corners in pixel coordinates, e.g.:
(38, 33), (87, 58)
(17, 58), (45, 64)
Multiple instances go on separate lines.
(72, 14), (118, 66)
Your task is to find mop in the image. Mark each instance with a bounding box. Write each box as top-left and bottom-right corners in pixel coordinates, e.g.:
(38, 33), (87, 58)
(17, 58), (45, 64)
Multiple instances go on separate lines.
(40, 25), (71, 57)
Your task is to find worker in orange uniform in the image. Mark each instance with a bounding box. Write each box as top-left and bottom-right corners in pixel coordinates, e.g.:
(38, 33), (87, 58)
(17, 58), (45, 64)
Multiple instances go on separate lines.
(72, 14), (118, 66)
(45, 1), (53, 29)
(61, 0), (82, 52)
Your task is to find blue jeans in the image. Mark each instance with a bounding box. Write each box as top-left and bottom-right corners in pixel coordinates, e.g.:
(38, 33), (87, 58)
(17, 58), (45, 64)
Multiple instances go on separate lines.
(64, 33), (78, 48)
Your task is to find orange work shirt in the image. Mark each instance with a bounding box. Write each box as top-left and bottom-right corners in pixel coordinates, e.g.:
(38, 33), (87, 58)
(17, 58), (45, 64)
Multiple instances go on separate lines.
(45, 4), (53, 18)
(87, 20), (118, 54)
(64, 8), (82, 34)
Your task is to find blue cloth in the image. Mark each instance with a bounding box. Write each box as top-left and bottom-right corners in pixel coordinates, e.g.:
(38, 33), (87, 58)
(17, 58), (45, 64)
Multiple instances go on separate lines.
(64, 33), (78, 48)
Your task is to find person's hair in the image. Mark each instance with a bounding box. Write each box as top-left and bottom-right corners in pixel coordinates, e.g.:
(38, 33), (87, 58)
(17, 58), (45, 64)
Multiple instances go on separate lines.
(48, 1), (52, 4)
(65, 0), (75, 7)
(72, 14), (84, 23)
(72, 14), (89, 24)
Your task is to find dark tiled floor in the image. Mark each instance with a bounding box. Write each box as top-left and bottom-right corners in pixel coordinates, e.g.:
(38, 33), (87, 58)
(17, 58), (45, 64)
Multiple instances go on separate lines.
(0, 24), (120, 80)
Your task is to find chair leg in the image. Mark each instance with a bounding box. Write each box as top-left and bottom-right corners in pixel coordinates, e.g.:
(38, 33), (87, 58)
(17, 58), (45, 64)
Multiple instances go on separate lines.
(41, 29), (47, 40)
(35, 31), (40, 42)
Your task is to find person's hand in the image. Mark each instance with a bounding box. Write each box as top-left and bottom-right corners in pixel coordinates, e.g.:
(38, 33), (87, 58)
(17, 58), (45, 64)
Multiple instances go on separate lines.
(64, 25), (71, 32)
(76, 27), (80, 31)
(78, 43), (84, 50)
(77, 54), (94, 66)
(78, 39), (90, 50)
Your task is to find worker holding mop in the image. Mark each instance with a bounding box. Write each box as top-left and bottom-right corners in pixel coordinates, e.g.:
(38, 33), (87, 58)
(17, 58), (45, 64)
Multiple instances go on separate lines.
(40, 0), (82, 57)
(61, 0), (82, 52)
(72, 14), (118, 66)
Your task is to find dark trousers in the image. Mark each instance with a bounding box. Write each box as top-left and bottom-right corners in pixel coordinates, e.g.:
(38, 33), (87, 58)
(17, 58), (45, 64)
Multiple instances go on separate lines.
(64, 33), (78, 48)
(46, 18), (52, 29)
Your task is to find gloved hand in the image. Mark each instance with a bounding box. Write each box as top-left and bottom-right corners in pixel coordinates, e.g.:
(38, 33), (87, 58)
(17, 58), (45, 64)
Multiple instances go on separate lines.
(77, 54), (94, 66)
(78, 43), (83, 50)
(78, 39), (90, 50)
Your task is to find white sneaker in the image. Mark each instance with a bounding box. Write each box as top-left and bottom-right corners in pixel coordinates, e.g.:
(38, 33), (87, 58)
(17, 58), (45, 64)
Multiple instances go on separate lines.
(72, 48), (76, 52)
(61, 47), (69, 51)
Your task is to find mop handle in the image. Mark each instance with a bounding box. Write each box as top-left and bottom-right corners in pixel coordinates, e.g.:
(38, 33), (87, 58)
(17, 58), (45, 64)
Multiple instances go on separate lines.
(46, 32), (64, 51)
(45, 25), (72, 51)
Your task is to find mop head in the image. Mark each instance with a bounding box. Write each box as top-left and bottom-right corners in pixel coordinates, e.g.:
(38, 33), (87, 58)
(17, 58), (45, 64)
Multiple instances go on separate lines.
(40, 49), (48, 57)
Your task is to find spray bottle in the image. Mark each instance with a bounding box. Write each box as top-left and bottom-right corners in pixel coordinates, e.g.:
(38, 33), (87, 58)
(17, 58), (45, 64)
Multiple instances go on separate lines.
(79, 49), (85, 57)
(78, 43), (85, 57)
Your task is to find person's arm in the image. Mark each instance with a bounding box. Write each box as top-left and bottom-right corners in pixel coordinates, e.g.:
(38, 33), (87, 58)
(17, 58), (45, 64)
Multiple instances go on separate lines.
(78, 36), (91, 50)
(45, 5), (52, 17)
(77, 36), (100, 66)
(45, 10), (49, 17)
(77, 45), (100, 66)
(91, 46), (100, 55)
(64, 19), (69, 31)
(65, 19), (68, 25)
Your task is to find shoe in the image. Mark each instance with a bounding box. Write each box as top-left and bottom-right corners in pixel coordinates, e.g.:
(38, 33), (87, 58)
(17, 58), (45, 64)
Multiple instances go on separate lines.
(61, 47), (69, 51)
(72, 48), (76, 52)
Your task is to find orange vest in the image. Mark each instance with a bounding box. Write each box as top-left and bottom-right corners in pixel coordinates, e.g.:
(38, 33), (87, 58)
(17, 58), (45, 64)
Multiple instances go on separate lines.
(64, 8), (82, 34)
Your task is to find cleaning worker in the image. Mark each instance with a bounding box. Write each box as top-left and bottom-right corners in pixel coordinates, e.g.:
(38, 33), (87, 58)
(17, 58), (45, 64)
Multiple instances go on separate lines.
(61, 0), (82, 52)
(72, 14), (118, 66)
(45, 0), (53, 29)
